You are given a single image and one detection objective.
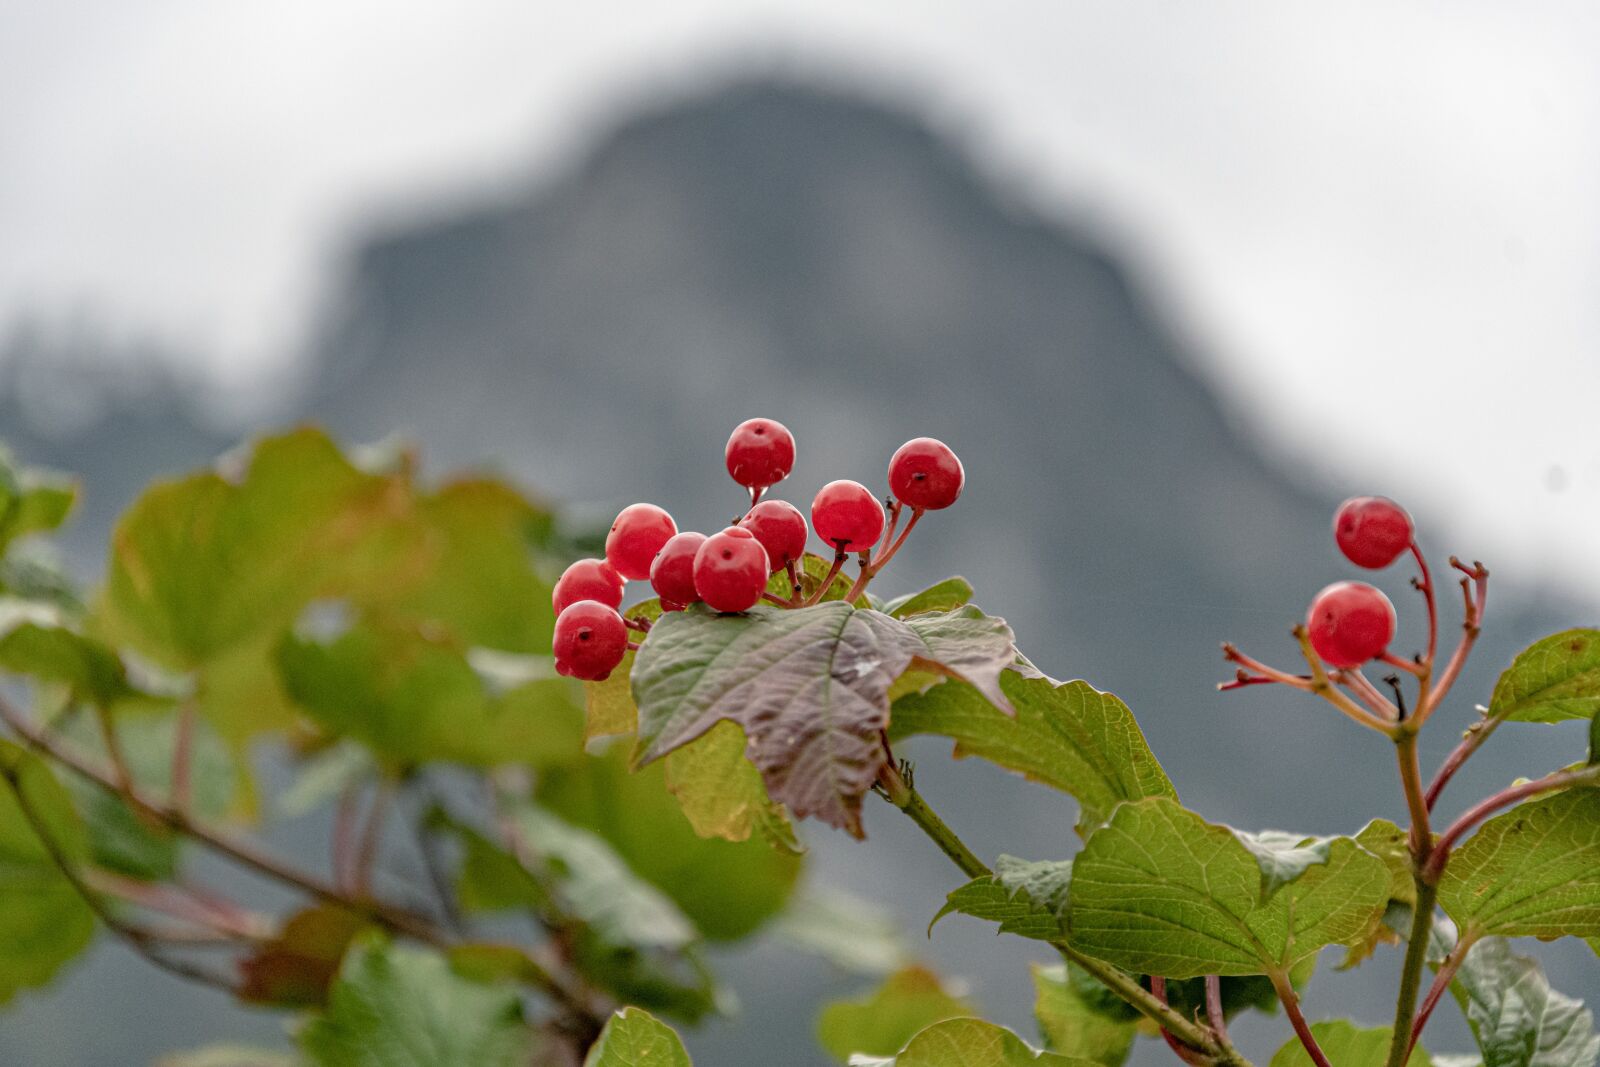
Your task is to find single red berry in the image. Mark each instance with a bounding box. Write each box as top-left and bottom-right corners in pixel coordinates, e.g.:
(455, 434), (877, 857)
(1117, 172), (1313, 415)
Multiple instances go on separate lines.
(693, 526), (770, 612)
(605, 503), (677, 581)
(725, 418), (796, 490)
(888, 437), (964, 511)
(1333, 496), (1413, 569)
(738, 500), (808, 572)
(1306, 581), (1397, 668)
(650, 531), (707, 608)
(552, 600), (629, 681)
(552, 558), (624, 615)
(811, 480), (885, 553)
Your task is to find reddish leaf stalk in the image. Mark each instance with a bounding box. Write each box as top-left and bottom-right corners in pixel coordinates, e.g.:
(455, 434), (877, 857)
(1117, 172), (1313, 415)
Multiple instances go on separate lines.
(1271, 969), (1332, 1067)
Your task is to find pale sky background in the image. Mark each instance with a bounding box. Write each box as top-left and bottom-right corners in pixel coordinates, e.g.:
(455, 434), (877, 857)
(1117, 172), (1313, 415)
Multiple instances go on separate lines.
(3, 2), (1599, 597)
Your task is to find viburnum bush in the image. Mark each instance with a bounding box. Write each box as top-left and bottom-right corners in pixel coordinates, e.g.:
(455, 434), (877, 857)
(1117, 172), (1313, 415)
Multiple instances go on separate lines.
(0, 423), (1595, 1067)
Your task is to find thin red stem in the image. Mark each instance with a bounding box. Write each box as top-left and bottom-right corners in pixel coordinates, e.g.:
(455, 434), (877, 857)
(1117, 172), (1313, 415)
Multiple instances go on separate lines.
(872, 506), (923, 573)
(1410, 542), (1438, 669)
(1150, 977), (1207, 1066)
(333, 785), (360, 891)
(1333, 667), (1399, 720)
(1381, 651), (1425, 677)
(1423, 764), (1599, 882)
(1418, 561), (1487, 725)
(1424, 712), (1501, 812)
(1410, 932), (1473, 1053)
(802, 550), (848, 607)
(1220, 644), (1314, 690)
(354, 780), (392, 895)
(1205, 976), (1228, 1041)
(785, 559), (803, 605)
(1271, 970), (1332, 1067)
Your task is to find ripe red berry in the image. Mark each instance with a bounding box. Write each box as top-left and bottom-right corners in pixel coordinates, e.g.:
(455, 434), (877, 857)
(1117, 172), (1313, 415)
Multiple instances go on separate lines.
(693, 527), (770, 612)
(605, 503), (677, 581)
(888, 437), (964, 511)
(811, 480), (885, 553)
(738, 500), (808, 572)
(552, 558), (624, 615)
(552, 600), (629, 681)
(1333, 496), (1414, 569)
(1306, 581), (1397, 668)
(725, 418), (796, 490)
(650, 531), (706, 609)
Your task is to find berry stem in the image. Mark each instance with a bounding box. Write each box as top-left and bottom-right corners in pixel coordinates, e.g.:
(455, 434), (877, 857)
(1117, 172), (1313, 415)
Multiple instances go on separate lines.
(802, 550), (849, 608)
(623, 616), (652, 633)
(1415, 561), (1488, 726)
(1380, 651), (1425, 677)
(1151, 977), (1207, 1066)
(1291, 627), (1395, 732)
(1424, 710), (1502, 812)
(877, 499), (904, 555)
(872, 506), (923, 573)
(1410, 542), (1438, 670)
(1220, 644), (1313, 689)
(1331, 667), (1399, 721)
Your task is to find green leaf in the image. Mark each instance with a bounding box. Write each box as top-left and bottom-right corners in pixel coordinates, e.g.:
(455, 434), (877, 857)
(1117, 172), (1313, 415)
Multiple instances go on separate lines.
(1449, 936), (1598, 1067)
(1031, 963), (1138, 1067)
(299, 938), (531, 1067)
(1439, 788), (1600, 942)
(849, 1018), (1087, 1066)
(584, 1007), (692, 1067)
(536, 740), (801, 941)
(1341, 820), (1414, 968)
(768, 885), (910, 975)
(818, 965), (975, 1062)
(1065, 797), (1390, 978)
(934, 855), (1073, 942)
(583, 600), (663, 742)
(277, 623), (583, 770)
(883, 578), (975, 619)
(663, 719), (796, 846)
(0, 741), (96, 1003)
(1269, 1021), (1432, 1067)
(101, 428), (413, 671)
(0, 451), (77, 552)
(367, 478), (554, 653)
(1490, 631), (1600, 724)
(768, 552), (862, 605)
(632, 601), (1015, 836)
(891, 673), (1176, 836)
(0, 598), (149, 709)
(1233, 829), (1340, 900)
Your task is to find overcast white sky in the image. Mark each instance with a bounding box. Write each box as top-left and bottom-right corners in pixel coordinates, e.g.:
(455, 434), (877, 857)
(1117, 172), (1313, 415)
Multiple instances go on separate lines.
(3, 2), (1599, 596)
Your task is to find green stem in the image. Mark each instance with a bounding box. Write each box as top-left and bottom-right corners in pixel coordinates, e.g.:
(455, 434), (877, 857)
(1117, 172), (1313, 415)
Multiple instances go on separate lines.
(1385, 880), (1437, 1067)
(875, 760), (1249, 1065)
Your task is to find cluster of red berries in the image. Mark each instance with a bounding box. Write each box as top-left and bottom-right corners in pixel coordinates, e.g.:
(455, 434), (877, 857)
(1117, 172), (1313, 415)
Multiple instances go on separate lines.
(550, 418), (965, 681)
(1306, 496), (1412, 667)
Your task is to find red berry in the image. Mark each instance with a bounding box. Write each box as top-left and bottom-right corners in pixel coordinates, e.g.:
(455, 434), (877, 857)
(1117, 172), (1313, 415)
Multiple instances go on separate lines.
(605, 503), (677, 581)
(1333, 496), (1413, 569)
(888, 437), (964, 511)
(650, 531), (706, 608)
(553, 600), (629, 681)
(552, 558), (624, 615)
(738, 500), (808, 572)
(725, 418), (796, 490)
(1306, 581), (1396, 668)
(811, 480), (885, 553)
(693, 527), (770, 612)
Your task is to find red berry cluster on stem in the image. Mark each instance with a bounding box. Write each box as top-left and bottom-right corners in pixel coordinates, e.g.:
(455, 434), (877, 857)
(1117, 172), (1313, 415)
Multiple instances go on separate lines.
(1219, 494), (1490, 738)
(549, 417), (966, 680)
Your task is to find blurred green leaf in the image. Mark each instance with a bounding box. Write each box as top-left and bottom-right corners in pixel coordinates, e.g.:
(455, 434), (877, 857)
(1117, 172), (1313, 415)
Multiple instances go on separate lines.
(536, 740), (800, 942)
(0, 450), (77, 553)
(769, 885), (909, 975)
(0, 740), (96, 1003)
(817, 966), (974, 1062)
(154, 1045), (301, 1067)
(663, 720), (795, 846)
(584, 1007), (692, 1067)
(277, 623), (582, 770)
(1066, 798), (1389, 978)
(1439, 789), (1600, 942)
(0, 598), (158, 710)
(299, 938), (531, 1067)
(892, 673), (1175, 836)
(237, 905), (370, 1008)
(1031, 963), (1137, 1067)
